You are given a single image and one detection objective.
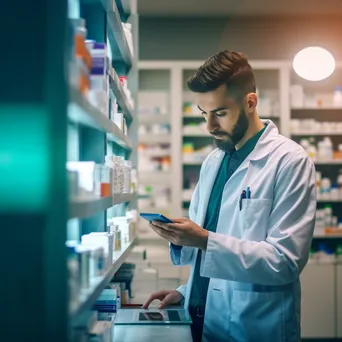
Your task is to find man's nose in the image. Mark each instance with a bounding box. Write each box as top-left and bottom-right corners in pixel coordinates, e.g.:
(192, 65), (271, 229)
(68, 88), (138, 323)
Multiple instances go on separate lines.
(207, 116), (219, 132)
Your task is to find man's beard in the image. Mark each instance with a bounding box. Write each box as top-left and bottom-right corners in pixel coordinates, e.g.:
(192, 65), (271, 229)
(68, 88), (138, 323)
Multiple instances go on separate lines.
(213, 108), (249, 153)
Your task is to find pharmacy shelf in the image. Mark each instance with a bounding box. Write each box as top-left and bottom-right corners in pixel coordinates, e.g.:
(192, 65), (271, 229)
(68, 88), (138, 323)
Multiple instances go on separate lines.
(183, 114), (203, 118)
(139, 171), (171, 184)
(317, 199), (342, 203)
(183, 113), (279, 120)
(116, 0), (131, 16)
(139, 114), (170, 124)
(68, 88), (132, 150)
(113, 192), (134, 205)
(315, 160), (342, 165)
(107, 1), (133, 68)
(109, 69), (133, 122)
(291, 132), (342, 136)
(139, 135), (171, 144)
(292, 107), (342, 111)
(313, 233), (342, 239)
(71, 238), (136, 320)
(183, 160), (204, 166)
(69, 196), (113, 219)
(69, 193), (133, 219)
(183, 133), (211, 138)
(107, 122), (132, 150)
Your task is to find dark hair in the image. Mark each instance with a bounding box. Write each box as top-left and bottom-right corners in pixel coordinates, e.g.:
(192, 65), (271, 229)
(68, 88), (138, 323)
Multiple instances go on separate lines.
(187, 51), (256, 102)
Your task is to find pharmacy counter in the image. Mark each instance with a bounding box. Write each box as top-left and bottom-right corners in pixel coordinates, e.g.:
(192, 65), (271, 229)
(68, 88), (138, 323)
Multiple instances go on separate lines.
(113, 325), (192, 342)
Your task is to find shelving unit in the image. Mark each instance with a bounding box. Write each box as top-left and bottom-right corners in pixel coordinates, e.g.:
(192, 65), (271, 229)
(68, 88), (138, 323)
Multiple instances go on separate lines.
(109, 68), (134, 121)
(71, 238), (136, 320)
(106, 1), (133, 68)
(139, 134), (171, 144)
(69, 193), (133, 219)
(0, 1), (138, 341)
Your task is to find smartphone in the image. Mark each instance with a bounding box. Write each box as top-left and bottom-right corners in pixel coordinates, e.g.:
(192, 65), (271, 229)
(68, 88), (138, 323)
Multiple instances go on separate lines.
(140, 213), (174, 223)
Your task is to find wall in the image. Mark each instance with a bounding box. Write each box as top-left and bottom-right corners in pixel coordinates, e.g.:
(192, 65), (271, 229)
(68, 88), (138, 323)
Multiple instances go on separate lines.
(139, 16), (342, 60)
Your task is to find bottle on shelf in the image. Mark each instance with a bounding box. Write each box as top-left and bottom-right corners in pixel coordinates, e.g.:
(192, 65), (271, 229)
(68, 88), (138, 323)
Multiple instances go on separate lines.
(333, 86), (342, 108)
(337, 169), (342, 198)
(320, 178), (331, 200)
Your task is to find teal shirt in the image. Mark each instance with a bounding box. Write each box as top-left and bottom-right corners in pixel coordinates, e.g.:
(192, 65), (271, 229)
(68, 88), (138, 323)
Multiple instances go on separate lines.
(190, 125), (266, 308)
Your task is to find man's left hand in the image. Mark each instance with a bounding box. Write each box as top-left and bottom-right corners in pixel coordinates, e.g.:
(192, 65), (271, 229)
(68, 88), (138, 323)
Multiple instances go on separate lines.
(149, 218), (208, 250)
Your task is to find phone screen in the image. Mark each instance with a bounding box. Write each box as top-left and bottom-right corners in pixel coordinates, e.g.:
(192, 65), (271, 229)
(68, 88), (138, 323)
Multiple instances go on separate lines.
(139, 312), (164, 321)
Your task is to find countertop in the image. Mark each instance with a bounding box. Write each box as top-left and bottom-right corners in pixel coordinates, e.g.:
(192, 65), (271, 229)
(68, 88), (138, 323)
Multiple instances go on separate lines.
(113, 324), (192, 342)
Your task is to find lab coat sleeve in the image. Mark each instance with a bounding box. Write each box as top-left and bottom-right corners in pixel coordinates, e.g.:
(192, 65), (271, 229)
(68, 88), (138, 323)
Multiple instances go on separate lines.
(200, 153), (316, 285)
(170, 182), (199, 265)
(176, 283), (187, 299)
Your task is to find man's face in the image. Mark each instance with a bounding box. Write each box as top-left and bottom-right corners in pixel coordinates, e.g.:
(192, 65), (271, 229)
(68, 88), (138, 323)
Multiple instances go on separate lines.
(197, 84), (249, 152)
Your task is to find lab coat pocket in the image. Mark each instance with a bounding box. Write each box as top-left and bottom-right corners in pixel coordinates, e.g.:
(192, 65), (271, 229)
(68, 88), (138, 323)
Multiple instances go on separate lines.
(240, 199), (272, 239)
(230, 290), (285, 342)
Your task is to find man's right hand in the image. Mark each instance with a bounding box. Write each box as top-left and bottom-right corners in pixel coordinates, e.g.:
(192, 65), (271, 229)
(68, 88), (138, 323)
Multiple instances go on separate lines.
(142, 290), (184, 309)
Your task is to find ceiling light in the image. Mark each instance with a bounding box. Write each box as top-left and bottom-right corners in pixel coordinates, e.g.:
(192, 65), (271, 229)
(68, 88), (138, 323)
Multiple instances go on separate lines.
(293, 46), (335, 81)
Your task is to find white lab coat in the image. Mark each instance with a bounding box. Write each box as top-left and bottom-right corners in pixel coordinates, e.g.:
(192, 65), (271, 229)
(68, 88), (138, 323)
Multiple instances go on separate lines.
(170, 121), (316, 342)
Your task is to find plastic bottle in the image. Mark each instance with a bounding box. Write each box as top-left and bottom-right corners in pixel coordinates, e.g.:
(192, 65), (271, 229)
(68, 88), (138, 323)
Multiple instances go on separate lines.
(307, 144), (317, 161)
(337, 169), (342, 199)
(321, 178), (331, 200)
(333, 86), (342, 108)
(324, 137), (333, 160)
(324, 205), (333, 227)
(331, 184), (339, 200)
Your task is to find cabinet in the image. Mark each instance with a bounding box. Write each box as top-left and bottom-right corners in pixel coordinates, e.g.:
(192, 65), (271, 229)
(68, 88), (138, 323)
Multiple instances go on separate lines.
(337, 265), (342, 337)
(300, 264), (335, 338)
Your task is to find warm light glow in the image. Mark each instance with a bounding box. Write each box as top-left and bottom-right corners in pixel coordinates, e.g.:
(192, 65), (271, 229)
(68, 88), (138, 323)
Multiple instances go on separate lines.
(293, 47), (335, 81)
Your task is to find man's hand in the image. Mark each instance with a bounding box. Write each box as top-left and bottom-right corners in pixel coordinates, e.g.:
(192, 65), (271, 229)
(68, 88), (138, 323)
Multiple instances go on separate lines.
(149, 217), (208, 250)
(142, 290), (184, 309)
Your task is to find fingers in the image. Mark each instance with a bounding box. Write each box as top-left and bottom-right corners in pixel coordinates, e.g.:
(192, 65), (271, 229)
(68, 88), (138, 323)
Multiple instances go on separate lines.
(151, 221), (174, 231)
(158, 293), (174, 309)
(171, 217), (189, 223)
(150, 223), (176, 240)
(142, 291), (166, 309)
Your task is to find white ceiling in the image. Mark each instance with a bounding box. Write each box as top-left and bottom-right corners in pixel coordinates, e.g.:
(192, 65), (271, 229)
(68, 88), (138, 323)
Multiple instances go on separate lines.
(138, 0), (342, 17)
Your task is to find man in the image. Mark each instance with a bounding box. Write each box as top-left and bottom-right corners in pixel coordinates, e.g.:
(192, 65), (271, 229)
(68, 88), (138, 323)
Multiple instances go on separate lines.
(142, 51), (316, 342)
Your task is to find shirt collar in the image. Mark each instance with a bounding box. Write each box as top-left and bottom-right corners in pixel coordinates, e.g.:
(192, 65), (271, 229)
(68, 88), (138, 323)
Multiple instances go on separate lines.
(231, 124), (267, 160)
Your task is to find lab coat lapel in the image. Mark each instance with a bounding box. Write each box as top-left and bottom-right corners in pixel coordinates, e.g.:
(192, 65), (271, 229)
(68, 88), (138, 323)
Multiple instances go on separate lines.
(225, 120), (278, 183)
(197, 150), (225, 226)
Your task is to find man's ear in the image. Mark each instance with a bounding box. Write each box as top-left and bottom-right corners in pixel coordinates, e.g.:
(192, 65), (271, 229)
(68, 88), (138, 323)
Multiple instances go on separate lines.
(245, 93), (258, 113)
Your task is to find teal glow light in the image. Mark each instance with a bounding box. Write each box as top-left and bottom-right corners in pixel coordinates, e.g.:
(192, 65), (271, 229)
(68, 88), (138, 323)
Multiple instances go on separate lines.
(0, 107), (50, 212)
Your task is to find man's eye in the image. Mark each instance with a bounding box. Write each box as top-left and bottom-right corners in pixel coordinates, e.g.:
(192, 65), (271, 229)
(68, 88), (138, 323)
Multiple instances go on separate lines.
(216, 112), (226, 117)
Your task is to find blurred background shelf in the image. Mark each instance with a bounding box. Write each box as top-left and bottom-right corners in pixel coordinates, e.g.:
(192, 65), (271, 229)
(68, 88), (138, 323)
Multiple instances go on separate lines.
(291, 132), (342, 136)
(315, 160), (342, 165)
(313, 233), (342, 238)
(139, 171), (171, 184)
(139, 114), (170, 124)
(183, 160), (204, 165)
(139, 135), (171, 144)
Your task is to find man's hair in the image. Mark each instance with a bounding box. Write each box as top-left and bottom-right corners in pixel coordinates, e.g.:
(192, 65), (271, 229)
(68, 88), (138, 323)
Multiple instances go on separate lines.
(187, 51), (256, 102)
